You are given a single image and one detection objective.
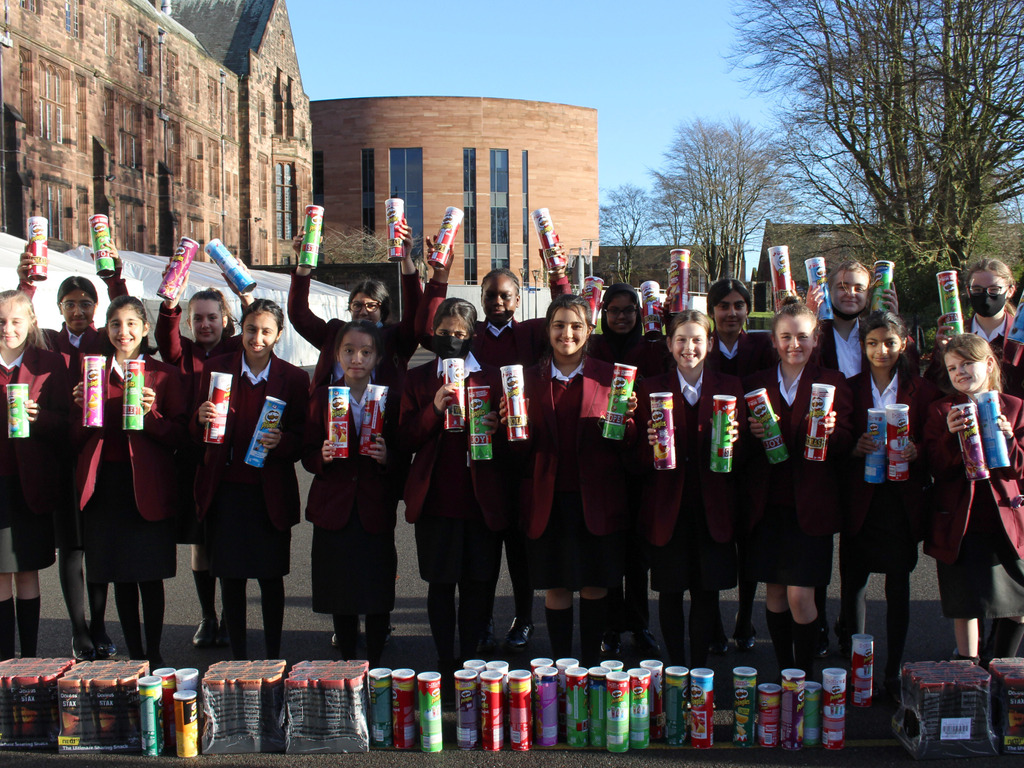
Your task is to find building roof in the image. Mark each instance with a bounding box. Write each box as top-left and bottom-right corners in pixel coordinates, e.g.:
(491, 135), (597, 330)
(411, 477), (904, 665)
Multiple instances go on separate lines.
(125, 0), (206, 51)
(170, 0), (276, 75)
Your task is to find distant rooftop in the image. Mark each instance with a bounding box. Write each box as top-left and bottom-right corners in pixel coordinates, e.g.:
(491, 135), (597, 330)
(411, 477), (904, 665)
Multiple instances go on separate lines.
(171, 0), (275, 75)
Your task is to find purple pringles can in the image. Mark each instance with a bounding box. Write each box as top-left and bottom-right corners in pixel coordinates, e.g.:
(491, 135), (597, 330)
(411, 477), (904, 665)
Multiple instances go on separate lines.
(533, 665), (558, 747)
(650, 392), (676, 470)
(954, 402), (990, 480)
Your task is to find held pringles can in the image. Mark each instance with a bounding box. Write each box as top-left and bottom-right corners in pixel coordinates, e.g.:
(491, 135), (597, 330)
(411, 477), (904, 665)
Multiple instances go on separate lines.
(385, 198), (406, 261)
(936, 269), (965, 336)
(82, 355), (106, 428)
(977, 391), (1011, 469)
(138, 675), (164, 756)
(244, 396), (287, 468)
(640, 281), (663, 335)
(780, 668), (805, 750)
(122, 358), (145, 431)
(566, 666), (589, 747)
(468, 385), (492, 461)
(689, 667), (714, 749)
(821, 667), (847, 750)
(605, 670), (629, 753)
(954, 401), (990, 480)
(26, 216), (48, 281)
(443, 358), (466, 431)
(300, 204), (324, 268)
(733, 666), (757, 747)
(746, 388), (789, 463)
(1007, 308), (1024, 365)
(871, 260), (895, 311)
(804, 681), (822, 747)
(758, 682), (781, 747)
(428, 207), (464, 269)
(640, 659), (664, 741)
(851, 633), (874, 707)
(480, 669), (504, 751)
(327, 386), (350, 459)
(359, 384), (388, 455)
(89, 214), (117, 277)
(668, 249), (690, 312)
(531, 208), (568, 271)
(804, 383), (836, 461)
(417, 671), (442, 753)
(157, 237), (198, 301)
(205, 238), (257, 294)
(583, 276), (604, 327)
(602, 363), (637, 440)
(886, 403), (911, 481)
(864, 408), (887, 483)
(650, 392), (676, 470)
(454, 669), (479, 750)
(369, 668), (393, 748)
(391, 668), (416, 750)
(507, 669), (531, 751)
(804, 256), (833, 321)
(501, 365), (529, 441)
(588, 666), (608, 748)
(7, 383), (30, 439)
(711, 395), (736, 473)
(205, 372), (232, 444)
(533, 665), (557, 747)
(173, 689), (198, 758)
(767, 244), (796, 312)
(664, 666), (689, 746)
(628, 667), (650, 749)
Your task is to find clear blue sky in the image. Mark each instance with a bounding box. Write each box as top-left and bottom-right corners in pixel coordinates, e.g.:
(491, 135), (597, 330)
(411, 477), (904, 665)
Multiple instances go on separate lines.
(286, 0), (772, 200)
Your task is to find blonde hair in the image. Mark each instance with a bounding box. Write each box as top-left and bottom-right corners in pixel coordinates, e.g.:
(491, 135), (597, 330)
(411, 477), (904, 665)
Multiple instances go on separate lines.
(827, 259), (872, 291)
(944, 334), (1002, 393)
(0, 290), (48, 350)
(965, 258), (1017, 318)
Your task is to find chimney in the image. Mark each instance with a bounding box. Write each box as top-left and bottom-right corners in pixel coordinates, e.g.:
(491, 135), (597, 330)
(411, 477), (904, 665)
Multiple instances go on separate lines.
(161, 0), (172, 15)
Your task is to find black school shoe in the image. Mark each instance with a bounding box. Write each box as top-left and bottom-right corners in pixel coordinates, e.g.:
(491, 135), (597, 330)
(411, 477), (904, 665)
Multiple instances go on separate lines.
(601, 631), (621, 658)
(193, 618), (217, 648)
(505, 618), (534, 651)
(633, 629), (661, 657)
(476, 620), (497, 655)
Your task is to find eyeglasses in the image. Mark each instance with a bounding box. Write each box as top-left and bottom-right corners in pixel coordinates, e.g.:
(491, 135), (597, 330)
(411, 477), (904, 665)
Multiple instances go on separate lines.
(969, 285), (1007, 297)
(350, 300), (381, 312)
(60, 300), (96, 312)
(606, 306), (638, 317)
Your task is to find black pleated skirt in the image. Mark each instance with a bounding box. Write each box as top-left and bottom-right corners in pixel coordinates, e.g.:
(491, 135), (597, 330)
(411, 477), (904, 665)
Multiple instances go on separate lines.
(206, 482), (291, 580)
(937, 531), (1024, 619)
(311, 511), (396, 615)
(747, 504), (834, 587)
(414, 514), (501, 585)
(649, 502), (736, 594)
(841, 484), (918, 576)
(0, 474), (55, 572)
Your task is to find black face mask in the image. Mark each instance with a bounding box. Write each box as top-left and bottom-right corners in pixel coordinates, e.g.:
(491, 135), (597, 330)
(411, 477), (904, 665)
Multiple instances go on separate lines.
(970, 292), (1008, 318)
(831, 306), (862, 322)
(433, 334), (470, 360)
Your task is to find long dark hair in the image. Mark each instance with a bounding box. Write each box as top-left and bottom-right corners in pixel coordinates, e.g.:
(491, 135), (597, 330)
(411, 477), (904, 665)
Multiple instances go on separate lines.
(432, 298), (477, 337)
(56, 275), (98, 304)
(599, 283), (641, 360)
(544, 293), (592, 361)
(240, 299), (285, 331)
(100, 295), (156, 356)
(188, 288), (237, 337)
(351, 279), (391, 322)
(861, 310), (911, 384)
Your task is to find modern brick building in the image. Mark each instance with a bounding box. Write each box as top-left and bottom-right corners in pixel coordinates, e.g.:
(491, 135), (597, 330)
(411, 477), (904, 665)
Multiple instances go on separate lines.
(4, 0), (311, 265)
(311, 96), (599, 287)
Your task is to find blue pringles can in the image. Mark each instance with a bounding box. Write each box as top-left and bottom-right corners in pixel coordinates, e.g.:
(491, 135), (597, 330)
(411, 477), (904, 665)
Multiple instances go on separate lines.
(205, 238), (257, 294)
(864, 408), (887, 483)
(804, 257), (833, 321)
(976, 391), (1011, 469)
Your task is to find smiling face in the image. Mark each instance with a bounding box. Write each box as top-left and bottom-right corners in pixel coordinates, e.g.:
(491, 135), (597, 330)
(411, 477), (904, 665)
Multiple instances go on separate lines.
(772, 314), (817, 368)
(712, 290), (748, 336)
(481, 275), (520, 326)
(670, 321), (709, 374)
(549, 306), (591, 364)
(242, 310), (283, 366)
(349, 292), (382, 324)
(189, 298), (228, 349)
(0, 300), (32, 355)
(337, 329), (380, 386)
(107, 306), (150, 360)
(863, 326), (906, 376)
(945, 350), (995, 396)
(604, 293), (638, 334)
(60, 289), (96, 335)
(831, 267), (870, 316)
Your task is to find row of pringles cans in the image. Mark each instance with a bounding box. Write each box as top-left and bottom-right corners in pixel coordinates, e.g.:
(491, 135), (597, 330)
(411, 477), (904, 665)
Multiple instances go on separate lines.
(368, 654), (869, 752)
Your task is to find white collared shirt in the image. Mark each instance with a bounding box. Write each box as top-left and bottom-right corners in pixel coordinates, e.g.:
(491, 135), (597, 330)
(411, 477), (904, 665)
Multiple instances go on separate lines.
(348, 387), (368, 435)
(971, 316), (1004, 343)
(67, 331), (84, 349)
(0, 351), (25, 374)
(677, 369), (703, 406)
(871, 374), (899, 409)
(435, 352), (482, 377)
(487, 322), (511, 337)
(833, 320), (861, 378)
(777, 364), (803, 406)
(241, 357), (270, 385)
(550, 360), (584, 382)
(718, 338), (739, 360)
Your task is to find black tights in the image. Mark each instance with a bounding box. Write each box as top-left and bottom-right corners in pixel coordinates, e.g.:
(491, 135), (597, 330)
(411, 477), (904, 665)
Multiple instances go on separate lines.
(333, 613), (390, 668)
(659, 589), (717, 668)
(484, 529), (534, 626)
(113, 581), (164, 664)
(427, 581), (489, 669)
(841, 565), (910, 679)
(221, 577), (285, 660)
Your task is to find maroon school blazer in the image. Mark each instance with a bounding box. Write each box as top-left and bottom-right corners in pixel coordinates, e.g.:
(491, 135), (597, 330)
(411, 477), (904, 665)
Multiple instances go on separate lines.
(155, 303), (244, 403)
(705, 330), (775, 378)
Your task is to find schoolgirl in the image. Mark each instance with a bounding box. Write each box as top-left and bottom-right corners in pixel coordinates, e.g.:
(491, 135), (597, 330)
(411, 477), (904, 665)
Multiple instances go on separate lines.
(72, 296), (187, 667)
(743, 299), (853, 676)
(924, 334), (1024, 661)
(194, 300), (309, 660)
(635, 310), (746, 668)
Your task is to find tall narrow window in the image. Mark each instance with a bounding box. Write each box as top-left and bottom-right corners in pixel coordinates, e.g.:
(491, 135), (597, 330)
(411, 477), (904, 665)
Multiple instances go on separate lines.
(76, 75), (87, 152)
(43, 183), (65, 241)
(137, 33), (152, 76)
(118, 100), (140, 168)
(167, 53), (178, 94)
(258, 94), (266, 138)
(105, 15), (120, 57)
(259, 156), (269, 212)
(522, 150), (529, 282)
(463, 148), (477, 284)
(168, 121), (182, 177)
(360, 148), (374, 233)
(388, 148), (423, 259)
(190, 65), (200, 104)
(285, 77), (294, 137)
(490, 149), (509, 270)
(275, 162), (296, 240)
(273, 70), (284, 135)
(64, 1), (81, 38)
(21, 0), (38, 12)
(19, 51), (33, 134)
(207, 140), (219, 198)
(39, 64), (66, 144)
(226, 90), (236, 140)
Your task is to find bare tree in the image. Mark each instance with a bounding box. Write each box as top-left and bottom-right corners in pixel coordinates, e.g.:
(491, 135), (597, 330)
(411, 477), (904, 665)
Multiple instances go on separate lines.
(320, 225), (391, 264)
(732, 0), (1024, 268)
(600, 184), (654, 284)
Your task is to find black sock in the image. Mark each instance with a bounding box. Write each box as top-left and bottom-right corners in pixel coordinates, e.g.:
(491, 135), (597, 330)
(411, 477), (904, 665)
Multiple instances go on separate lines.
(139, 581), (164, 664)
(993, 618), (1024, 659)
(579, 597), (608, 668)
(506, 531), (534, 623)
(192, 569), (218, 622)
(221, 577), (248, 660)
(427, 583), (457, 666)
(0, 598), (14, 659)
(365, 613), (390, 669)
(15, 597), (40, 658)
(87, 581), (111, 645)
(457, 580), (490, 661)
(735, 579), (758, 637)
(258, 577), (285, 659)
(708, 591), (727, 645)
(765, 608), (795, 674)
(793, 619), (819, 677)
(658, 592), (687, 666)
(884, 574), (911, 678)
(113, 583), (144, 659)
(605, 582), (625, 634)
(545, 605), (574, 660)
(333, 614), (359, 660)
(689, 590), (716, 668)
(59, 549), (90, 647)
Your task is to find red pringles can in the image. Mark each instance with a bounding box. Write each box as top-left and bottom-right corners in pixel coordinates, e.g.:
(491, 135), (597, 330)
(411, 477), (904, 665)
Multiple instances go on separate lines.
(821, 667), (847, 750)
(767, 245), (796, 312)
(508, 669), (532, 751)
(501, 364), (529, 441)
(583, 276), (604, 327)
(886, 403), (910, 481)
(804, 383), (836, 461)
(205, 372), (232, 444)
(428, 207), (464, 270)
(359, 384), (388, 455)
(158, 237), (198, 301)
(327, 386), (350, 459)
(26, 216), (48, 281)
(480, 669), (504, 751)
(640, 281), (663, 335)
(689, 667), (714, 749)
(82, 355), (106, 428)
(650, 392), (676, 470)
(758, 682), (781, 747)
(668, 249), (690, 312)
(391, 668), (416, 750)
(443, 358), (466, 431)
(385, 198), (405, 261)
(531, 208), (568, 270)
(851, 634), (874, 707)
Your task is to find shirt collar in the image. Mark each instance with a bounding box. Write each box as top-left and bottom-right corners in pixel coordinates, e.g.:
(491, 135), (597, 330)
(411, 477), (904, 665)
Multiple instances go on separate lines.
(435, 352), (482, 377)
(67, 330), (84, 348)
(777, 364), (803, 406)
(0, 351), (25, 373)
(719, 338), (739, 359)
(550, 360), (584, 382)
(677, 369), (703, 403)
(241, 356), (271, 385)
(487, 322), (511, 337)
(971, 316), (1003, 343)
(870, 374), (899, 407)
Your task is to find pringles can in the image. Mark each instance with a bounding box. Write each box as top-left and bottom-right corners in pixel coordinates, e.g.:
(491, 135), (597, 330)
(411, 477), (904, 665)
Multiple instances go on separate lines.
(583, 276), (604, 327)
(531, 208), (567, 271)
(533, 665), (557, 747)
(640, 659), (664, 742)
(6, 383), (30, 439)
(468, 385), (492, 460)
(566, 666), (589, 747)
(327, 386), (350, 459)
(507, 669), (531, 751)
(954, 401), (990, 480)
(26, 216), (48, 281)
(758, 682), (781, 747)
(821, 667), (847, 750)
(123, 358), (145, 431)
(359, 384), (388, 455)
(391, 668), (416, 750)
(443, 357), (466, 431)
(244, 396), (286, 467)
(664, 666), (689, 747)
(454, 669), (478, 750)
(780, 668), (805, 750)
(428, 207), (464, 270)
(640, 281), (662, 335)
(804, 256), (833, 321)
(480, 669), (504, 751)
(886, 403), (911, 481)
(804, 681), (822, 747)
(864, 408), (887, 483)
(767, 245), (796, 312)
(936, 270), (964, 336)
(605, 670), (629, 753)
(733, 666), (756, 747)
(417, 671), (442, 753)
(650, 392), (676, 470)
(689, 667), (714, 749)
(588, 666), (608, 748)
(89, 214), (117, 277)
(805, 382), (836, 461)
(501, 365), (529, 441)
(385, 198), (406, 261)
(851, 634), (874, 707)
(711, 395), (736, 473)
(205, 238), (257, 294)
(205, 372), (232, 444)
(369, 667), (393, 748)
(173, 690), (198, 758)
(871, 260), (895, 311)
(628, 667), (650, 749)
(602, 363), (637, 440)
(746, 388), (789, 463)
(977, 391), (1011, 469)
(157, 237), (198, 301)
(138, 675), (164, 756)
(82, 355), (106, 428)
(555, 656), (577, 741)
(668, 249), (690, 312)
(300, 205), (324, 268)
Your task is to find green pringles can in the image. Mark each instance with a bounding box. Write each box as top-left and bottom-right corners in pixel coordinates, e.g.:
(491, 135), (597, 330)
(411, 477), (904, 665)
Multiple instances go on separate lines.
(605, 670), (629, 753)
(123, 358), (145, 431)
(566, 666), (589, 747)
(7, 383), (30, 439)
(369, 668), (393, 748)
(138, 674), (164, 756)
(733, 666), (757, 747)
(804, 681), (822, 746)
(870, 260), (894, 312)
(467, 385), (492, 461)
(745, 388), (789, 463)
(588, 666), (607, 748)
(417, 672), (442, 753)
(936, 270), (965, 336)
(711, 395), (736, 473)
(602, 364), (637, 440)
(628, 667), (651, 749)
(88, 214), (117, 277)
(300, 205), (324, 268)
(664, 665), (689, 746)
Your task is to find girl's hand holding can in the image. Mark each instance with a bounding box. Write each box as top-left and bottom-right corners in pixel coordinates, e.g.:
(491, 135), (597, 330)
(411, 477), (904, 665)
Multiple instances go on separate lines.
(432, 382), (457, 416)
(141, 386), (156, 416)
(748, 414), (767, 439)
(320, 440), (336, 464)
(997, 413), (1013, 439)
(878, 287), (899, 314)
(627, 393), (638, 413)
(197, 400), (217, 425)
(902, 439), (919, 462)
(947, 406), (969, 434)
(24, 399), (39, 423)
(72, 383), (84, 409)
(647, 419), (658, 447)
(259, 428), (282, 451)
(728, 416), (740, 444)
(364, 434), (387, 465)
(805, 282), (823, 312)
(16, 251), (32, 283)
(854, 431), (882, 457)
(821, 410), (837, 436)
(480, 410), (499, 436)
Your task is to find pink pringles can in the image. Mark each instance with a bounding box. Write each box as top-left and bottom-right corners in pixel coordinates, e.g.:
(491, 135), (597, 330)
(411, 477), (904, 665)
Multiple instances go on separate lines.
(26, 216), (48, 281)
(81, 355), (106, 428)
(954, 401), (990, 480)
(583, 276), (604, 327)
(385, 198), (406, 261)
(359, 384), (388, 455)
(886, 403), (911, 482)
(157, 237), (199, 302)
(531, 208), (567, 270)
(650, 392), (676, 470)
(428, 207), (464, 270)
(640, 281), (663, 335)
(804, 383), (836, 461)
(668, 249), (690, 312)
(501, 364), (529, 441)
(851, 634), (874, 707)
(327, 386), (350, 459)
(205, 372), (232, 444)
(443, 358), (466, 431)
(767, 245), (796, 312)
